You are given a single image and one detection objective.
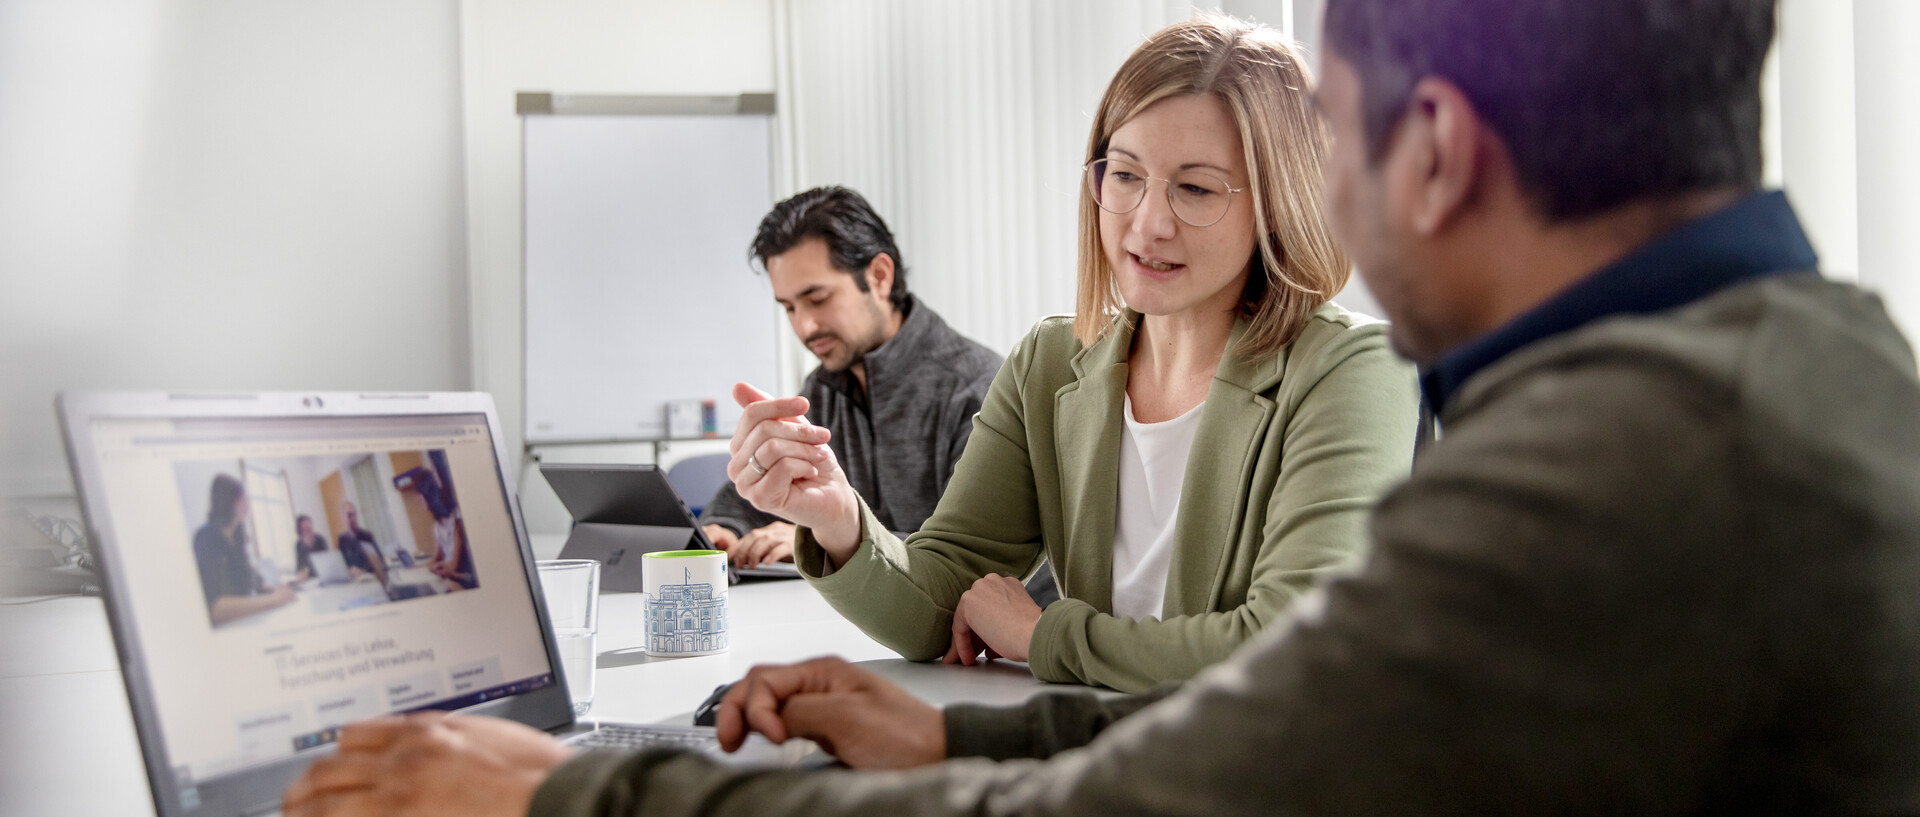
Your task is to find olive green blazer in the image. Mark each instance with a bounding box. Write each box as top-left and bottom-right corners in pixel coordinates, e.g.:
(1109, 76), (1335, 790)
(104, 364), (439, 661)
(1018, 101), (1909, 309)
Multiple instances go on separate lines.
(795, 304), (1419, 691)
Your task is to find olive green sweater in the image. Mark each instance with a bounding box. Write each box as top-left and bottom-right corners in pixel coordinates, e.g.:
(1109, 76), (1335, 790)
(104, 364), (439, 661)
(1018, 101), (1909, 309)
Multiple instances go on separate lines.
(792, 305), (1420, 691)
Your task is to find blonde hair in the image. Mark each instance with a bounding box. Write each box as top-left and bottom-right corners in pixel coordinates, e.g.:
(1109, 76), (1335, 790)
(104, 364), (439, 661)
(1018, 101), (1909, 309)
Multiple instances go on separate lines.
(1075, 14), (1350, 358)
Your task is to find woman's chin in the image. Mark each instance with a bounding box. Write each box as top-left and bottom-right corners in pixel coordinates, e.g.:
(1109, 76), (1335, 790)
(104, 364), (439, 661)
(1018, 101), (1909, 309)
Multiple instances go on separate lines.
(1116, 283), (1192, 318)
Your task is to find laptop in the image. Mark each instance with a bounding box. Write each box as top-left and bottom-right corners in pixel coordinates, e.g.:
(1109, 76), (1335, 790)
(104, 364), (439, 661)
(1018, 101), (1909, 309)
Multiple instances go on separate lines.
(541, 463), (800, 583)
(306, 550), (351, 587)
(58, 391), (803, 817)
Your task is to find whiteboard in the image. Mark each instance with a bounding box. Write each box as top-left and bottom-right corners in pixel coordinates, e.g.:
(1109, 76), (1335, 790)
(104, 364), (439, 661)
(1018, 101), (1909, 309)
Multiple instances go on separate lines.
(523, 112), (778, 443)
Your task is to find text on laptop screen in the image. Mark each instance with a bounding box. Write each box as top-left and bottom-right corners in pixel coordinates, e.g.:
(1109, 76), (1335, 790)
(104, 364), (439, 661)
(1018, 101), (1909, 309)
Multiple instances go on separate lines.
(82, 413), (556, 786)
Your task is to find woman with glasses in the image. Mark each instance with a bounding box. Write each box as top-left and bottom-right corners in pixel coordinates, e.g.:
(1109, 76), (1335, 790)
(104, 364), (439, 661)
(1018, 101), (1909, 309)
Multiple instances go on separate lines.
(726, 15), (1418, 692)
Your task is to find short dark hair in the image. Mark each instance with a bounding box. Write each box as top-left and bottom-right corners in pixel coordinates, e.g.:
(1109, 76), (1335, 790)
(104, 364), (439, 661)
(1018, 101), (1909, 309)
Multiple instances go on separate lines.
(749, 186), (909, 311)
(1324, 0), (1774, 221)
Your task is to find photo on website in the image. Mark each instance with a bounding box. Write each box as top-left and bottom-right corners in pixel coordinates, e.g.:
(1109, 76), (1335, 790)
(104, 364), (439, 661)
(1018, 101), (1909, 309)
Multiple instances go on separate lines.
(174, 448), (480, 629)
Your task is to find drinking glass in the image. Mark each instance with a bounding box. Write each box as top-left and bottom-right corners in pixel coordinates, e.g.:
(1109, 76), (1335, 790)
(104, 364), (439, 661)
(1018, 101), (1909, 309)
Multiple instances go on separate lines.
(536, 559), (599, 715)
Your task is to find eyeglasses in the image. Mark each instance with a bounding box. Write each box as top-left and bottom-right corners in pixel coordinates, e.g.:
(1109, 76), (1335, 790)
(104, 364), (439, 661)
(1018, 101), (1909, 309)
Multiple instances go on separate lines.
(1084, 157), (1247, 228)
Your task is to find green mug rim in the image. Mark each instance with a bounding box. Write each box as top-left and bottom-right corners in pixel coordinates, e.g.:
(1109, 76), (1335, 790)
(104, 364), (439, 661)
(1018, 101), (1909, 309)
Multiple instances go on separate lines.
(643, 549), (722, 559)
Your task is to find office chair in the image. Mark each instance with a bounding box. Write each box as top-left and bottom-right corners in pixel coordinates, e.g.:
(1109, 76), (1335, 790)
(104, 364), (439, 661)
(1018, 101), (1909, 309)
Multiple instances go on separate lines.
(666, 453), (732, 518)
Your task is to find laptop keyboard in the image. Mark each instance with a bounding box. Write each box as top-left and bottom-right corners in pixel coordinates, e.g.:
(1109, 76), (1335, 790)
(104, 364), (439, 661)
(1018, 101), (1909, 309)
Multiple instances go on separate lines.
(567, 724), (719, 752)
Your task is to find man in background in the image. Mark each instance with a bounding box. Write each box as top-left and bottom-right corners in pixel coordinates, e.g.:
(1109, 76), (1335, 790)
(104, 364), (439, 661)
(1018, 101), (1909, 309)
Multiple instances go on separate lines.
(336, 501), (387, 588)
(698, 187), (1014, 579)
(285, 2), (1920, 814)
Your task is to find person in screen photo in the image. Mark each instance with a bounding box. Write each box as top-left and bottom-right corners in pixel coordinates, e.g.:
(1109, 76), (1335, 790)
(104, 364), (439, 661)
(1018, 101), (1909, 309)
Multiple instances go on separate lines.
(397, 463), (477, 592)
(291, 513), (344, 582)
(425, 502), (474, 591)
(337, 500), (390, 588)
(191, 473), (296, 626)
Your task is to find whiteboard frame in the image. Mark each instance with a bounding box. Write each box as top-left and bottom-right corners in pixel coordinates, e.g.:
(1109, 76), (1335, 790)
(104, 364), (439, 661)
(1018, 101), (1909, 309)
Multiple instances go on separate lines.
(519, 92), (782, 446)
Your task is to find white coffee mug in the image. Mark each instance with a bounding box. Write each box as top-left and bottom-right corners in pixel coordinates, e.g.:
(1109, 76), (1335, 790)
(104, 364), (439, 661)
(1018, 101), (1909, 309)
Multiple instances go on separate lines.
(641, 550), (729, 657)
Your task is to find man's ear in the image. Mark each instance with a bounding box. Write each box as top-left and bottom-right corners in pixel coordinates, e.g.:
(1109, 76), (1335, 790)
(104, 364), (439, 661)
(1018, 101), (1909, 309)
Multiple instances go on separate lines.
(864, 253), (895, 302)
(1399, 77), (1484, 236)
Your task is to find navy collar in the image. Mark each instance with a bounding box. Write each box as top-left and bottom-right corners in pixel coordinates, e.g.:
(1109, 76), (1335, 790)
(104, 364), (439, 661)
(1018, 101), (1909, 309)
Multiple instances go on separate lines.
(1420, 190), (1817, 412)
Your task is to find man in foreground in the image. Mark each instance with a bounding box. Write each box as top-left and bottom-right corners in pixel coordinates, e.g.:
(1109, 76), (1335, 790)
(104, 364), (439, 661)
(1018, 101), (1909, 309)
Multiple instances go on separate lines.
(284, 1), (1920, 814)
(695, 186), (1007, 572)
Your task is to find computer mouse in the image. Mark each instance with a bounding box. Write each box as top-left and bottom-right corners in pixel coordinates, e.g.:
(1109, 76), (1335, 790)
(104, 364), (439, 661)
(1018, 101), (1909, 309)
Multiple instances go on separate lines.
(693, 682), (735, 727)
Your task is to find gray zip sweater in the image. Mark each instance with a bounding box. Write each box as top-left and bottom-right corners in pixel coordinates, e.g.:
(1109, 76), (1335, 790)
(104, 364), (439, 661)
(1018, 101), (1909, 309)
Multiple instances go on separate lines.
(700, 296), (1003, 538)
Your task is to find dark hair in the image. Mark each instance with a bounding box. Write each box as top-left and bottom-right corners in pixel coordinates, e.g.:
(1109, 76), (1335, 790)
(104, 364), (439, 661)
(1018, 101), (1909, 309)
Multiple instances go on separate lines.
(1324, 0), (1774, 221)
(749, 186), (909, 311)
(295, 515), (323, 550)
(208, 473), (245, 526)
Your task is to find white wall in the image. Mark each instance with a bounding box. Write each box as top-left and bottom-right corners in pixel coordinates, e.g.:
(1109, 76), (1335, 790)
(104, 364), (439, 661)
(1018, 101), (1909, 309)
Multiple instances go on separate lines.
(1222, 0), (1384, 318)
(1853, 0), (1920, 340)
(773, 0), (1366, 367)
(4, 0), (1910, 514)
(1776, 0), (1859, 283)
(0, 0), (470, 498)
(1768, 0), (1920, 343)
(276, 457), (334, 544)
(777, 0), (1185, 358)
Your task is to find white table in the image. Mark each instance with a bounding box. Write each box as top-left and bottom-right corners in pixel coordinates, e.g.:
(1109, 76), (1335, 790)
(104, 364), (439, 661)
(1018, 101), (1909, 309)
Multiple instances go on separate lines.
(213, 566), (456, 634)
(0, 573), (1072, 816)
(585, 580), (1064, 725)
(0, 594), (147, 817)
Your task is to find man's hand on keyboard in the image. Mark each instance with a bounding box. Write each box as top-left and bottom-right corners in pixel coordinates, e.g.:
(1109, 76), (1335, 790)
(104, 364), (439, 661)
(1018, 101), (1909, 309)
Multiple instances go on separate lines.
(714, 656), (944, 770)
(282, 712), (572, 817)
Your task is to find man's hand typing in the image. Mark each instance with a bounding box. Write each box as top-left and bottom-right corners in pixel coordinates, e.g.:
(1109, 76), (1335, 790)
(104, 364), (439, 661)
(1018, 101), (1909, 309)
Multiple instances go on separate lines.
(715, 657), (945, 770)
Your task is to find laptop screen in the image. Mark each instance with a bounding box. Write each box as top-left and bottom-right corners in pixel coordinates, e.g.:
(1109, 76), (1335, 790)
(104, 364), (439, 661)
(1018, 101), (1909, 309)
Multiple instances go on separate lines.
(71, 407), (561, 801)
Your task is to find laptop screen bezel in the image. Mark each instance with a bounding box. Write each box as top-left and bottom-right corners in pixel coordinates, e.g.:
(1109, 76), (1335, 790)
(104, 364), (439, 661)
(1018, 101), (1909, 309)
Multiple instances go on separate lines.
(57, 391), (578, 817)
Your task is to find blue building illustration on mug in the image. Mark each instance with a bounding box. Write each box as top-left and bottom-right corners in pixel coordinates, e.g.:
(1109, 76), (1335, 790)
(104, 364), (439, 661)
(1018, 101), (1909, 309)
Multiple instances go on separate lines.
(645, 567), (727, 655)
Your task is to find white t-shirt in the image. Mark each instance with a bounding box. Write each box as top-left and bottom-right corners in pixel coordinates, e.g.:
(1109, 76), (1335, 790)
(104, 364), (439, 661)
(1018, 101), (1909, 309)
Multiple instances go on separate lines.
(433, 515), (460, 563)
(1110, 395), (1205, 621)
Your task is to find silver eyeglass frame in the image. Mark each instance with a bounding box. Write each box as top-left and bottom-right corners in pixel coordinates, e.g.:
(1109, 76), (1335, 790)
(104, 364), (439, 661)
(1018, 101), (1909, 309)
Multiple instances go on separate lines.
(1083, 158), (1248, 227)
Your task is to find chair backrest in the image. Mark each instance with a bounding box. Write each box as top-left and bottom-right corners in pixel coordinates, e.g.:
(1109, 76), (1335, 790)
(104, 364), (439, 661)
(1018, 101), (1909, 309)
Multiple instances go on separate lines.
(666, 453), (732, 518)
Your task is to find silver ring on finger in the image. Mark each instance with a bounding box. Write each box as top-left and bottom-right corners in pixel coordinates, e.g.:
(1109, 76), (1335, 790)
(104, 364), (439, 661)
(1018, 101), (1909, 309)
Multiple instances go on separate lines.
(747, 453), (768, 475)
